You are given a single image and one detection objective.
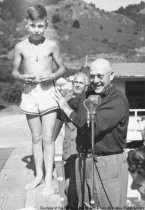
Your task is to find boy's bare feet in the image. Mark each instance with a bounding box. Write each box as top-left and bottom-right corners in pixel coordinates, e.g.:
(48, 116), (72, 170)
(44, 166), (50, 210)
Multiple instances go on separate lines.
(25, 175), (43, 190)
(42, 182), (54, 196)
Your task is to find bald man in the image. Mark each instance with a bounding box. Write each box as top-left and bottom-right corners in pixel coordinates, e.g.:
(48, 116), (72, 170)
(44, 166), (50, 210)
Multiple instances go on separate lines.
(54, 58), (129, 209)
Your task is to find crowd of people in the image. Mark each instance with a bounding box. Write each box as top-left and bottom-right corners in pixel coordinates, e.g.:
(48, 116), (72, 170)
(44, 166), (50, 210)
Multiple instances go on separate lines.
(11, 3), (145, 210)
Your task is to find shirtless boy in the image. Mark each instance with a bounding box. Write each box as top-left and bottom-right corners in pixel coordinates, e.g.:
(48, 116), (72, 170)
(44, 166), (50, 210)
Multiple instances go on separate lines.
(12, 4), (65, 196)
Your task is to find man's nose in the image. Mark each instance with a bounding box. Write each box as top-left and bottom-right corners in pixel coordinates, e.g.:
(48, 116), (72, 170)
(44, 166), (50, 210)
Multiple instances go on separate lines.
(93, 76), (100, 83)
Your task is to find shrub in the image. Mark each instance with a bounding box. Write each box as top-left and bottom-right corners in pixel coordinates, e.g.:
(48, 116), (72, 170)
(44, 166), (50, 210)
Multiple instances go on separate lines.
(90, 3), (96, 8)
(72, 20), (80, 28)
(0, 104), (6, 110)
(109, 41), (118, 50)
(63, 20), (68, 24)
(134, 31), (138, 35)
(101, 38), (108, 44)
(0, 61), (22, 105)
(0, 38), (10, 48)
(117, 28), (122, 32)
(0, 64), (14, 83)
(92, 37), (99, 42)
(0, 48), (8, 55)
(52, 14), (61, 23)
(53, 25), (59, 30)
(66, 4), (71, 8)
(1, 82), (22, 104)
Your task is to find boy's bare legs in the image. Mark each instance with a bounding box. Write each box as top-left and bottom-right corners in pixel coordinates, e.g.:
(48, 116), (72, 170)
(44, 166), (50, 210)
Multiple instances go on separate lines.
(25, 114), (43, 190)
(42, 111), (57, 196)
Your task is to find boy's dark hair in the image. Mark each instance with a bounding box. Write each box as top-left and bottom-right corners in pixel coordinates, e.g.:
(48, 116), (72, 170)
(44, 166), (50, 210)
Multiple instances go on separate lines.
(26, 5), (47, 21)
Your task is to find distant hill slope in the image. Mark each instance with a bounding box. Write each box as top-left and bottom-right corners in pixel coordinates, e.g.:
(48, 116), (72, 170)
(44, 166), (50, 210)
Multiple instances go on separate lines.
(46, 0), (139, 59)
(1, 0), (63, 21)
(115, 1), (145, 31)
(1, 0), (145, 62)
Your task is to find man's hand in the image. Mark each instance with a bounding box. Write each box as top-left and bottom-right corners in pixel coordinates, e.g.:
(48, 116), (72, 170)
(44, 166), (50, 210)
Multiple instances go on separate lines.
(88, 95), (102, 106)
(53, 88), (73, 117)
(53, 88), (68, 110)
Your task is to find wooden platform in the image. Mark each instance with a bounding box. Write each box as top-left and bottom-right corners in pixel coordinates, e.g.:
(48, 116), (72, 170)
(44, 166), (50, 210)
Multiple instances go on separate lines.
(0, 122), (67, 210)
(0, 146), (67, 210)
(1, 112), (145, 209)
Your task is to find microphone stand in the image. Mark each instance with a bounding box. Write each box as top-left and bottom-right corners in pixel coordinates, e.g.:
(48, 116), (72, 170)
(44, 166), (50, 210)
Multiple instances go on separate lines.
(90, 111), (95, 207)
(83, 99), (97, 208)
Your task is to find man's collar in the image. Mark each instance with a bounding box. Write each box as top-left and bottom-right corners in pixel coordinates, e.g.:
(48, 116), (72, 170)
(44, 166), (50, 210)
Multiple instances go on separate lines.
(103, 84), (114, 97)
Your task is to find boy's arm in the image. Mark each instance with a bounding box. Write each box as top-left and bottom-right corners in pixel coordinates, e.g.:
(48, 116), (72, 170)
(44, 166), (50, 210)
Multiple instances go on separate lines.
(52, 43), (66, 80)
(41, 42), (66, 82)
(12, 44), (35, 83)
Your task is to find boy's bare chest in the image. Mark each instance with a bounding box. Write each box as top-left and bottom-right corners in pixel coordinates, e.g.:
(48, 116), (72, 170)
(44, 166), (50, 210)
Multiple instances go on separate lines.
(22, 44), (53, 62)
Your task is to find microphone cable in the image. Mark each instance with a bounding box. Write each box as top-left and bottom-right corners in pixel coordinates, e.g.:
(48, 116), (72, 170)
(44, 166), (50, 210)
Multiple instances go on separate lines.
(83, 98), (113, 209)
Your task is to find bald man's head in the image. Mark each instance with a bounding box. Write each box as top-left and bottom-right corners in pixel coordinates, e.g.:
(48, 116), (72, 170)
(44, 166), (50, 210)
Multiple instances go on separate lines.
(90, 58), (115, 95)
(90, 58), (113, 75)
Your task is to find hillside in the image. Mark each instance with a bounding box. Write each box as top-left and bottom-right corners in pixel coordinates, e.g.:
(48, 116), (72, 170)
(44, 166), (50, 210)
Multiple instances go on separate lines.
(46, 0), (142, 60)
(1, 0), (145, 62)
(1, 0), (63, 21)
(1, 0), (145, 107)
(115, 1), (145, 31)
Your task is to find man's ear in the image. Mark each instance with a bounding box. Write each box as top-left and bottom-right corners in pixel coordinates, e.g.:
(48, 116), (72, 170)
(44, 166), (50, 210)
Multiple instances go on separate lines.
(45, 20), (49, 28)
(85, 85), (89, 92)
(24, 19), (28, 28)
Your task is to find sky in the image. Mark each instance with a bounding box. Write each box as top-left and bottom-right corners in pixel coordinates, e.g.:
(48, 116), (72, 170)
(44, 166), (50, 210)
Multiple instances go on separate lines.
(82, 0), (145, 11)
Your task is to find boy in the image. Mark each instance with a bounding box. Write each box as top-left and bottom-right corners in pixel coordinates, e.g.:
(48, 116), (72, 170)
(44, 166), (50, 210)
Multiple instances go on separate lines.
(12, 4), (65, 196)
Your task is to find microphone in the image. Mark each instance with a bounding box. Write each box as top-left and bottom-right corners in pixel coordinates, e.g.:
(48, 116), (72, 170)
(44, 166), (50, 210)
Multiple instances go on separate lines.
(84, 95), (102, 126)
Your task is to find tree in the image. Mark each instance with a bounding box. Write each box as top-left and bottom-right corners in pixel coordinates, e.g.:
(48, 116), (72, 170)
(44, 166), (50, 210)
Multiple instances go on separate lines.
(52, 14), (61, 23)
(72, 20), (80, 28)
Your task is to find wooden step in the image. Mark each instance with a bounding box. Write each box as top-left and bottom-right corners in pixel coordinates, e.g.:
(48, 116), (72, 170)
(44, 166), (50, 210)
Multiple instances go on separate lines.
(0, 147), (65, 210)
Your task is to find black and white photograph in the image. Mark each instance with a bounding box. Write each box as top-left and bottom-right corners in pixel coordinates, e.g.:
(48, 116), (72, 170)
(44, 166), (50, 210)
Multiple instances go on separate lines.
(0, 0), (145, 209)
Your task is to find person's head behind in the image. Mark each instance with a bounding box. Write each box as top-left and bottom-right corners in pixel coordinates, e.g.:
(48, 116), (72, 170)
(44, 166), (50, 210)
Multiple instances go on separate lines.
(25, 5), (48, 41)
(127, 147), (145, 200)
(90, 58), (114, 95)
(73, 72), (89, 96)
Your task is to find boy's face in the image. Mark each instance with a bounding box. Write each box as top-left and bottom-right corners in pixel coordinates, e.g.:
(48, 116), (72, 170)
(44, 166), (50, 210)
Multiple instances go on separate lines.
(25, 18), (48, 41)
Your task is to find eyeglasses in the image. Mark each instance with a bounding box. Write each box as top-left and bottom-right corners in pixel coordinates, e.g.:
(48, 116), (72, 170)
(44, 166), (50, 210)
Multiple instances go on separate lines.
(90, 72), (112, 80)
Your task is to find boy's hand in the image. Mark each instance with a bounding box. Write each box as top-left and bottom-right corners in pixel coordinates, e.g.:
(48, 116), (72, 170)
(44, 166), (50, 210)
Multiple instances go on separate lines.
(31, 76), (41, 83)
(23, 75), (37, 84)
(40, 75), (54, 83)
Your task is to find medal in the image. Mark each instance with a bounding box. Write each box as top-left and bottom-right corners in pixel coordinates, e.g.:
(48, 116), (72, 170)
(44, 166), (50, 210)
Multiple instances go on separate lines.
(36, 56), (38, 62)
